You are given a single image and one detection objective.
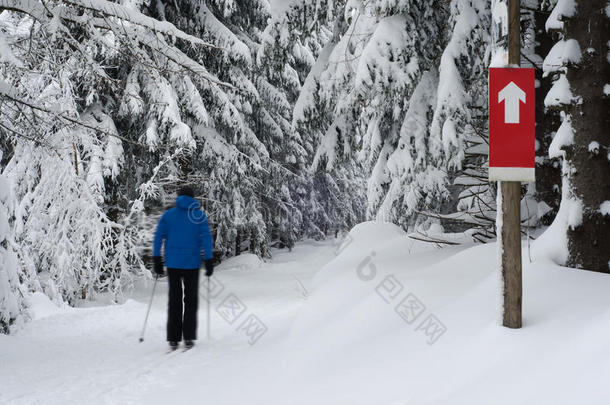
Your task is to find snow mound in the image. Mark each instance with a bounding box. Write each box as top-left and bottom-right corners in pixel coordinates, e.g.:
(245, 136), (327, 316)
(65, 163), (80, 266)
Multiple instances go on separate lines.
(218, 253), (263, 271)
(278, 223), (610, 405)
(26, 292), (70, 320)
(312, 221), (443, 289)
(346, 220), (406, 243)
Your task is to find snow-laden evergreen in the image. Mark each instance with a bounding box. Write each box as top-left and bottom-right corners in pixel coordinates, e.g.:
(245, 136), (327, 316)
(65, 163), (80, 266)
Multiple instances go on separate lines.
(290, 0), (495, 235)
(0, 0), (216, 308)
(261, 0), (367, 237)
(0, 0), (335, 323)
(0, 149), (25, 332)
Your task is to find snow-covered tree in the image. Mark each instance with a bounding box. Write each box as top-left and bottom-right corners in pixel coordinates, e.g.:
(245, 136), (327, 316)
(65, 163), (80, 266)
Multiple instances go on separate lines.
(1, 0), (350, 327)
(0, 0), (253, 310)
(0, 148), (26, 333)
(148, 0), (307, 254)
(293, 0), (497, 236)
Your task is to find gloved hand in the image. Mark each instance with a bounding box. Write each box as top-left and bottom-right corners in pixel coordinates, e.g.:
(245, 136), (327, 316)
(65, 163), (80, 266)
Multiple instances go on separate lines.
(153, 256), (164, 276)
(204, 259), (214, 277)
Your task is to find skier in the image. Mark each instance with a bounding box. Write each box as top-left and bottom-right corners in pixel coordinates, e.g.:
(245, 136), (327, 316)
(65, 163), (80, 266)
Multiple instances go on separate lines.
(153, 186), (214, 351)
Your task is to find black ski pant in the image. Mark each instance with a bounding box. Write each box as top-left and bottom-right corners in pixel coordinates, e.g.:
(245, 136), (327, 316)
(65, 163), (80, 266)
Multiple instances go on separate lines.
(167, 268), (200, 342)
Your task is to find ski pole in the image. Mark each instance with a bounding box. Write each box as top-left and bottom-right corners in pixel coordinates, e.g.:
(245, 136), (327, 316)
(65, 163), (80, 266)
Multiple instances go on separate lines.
(207, 275), (211, 341)
(139, 273), (159, 343)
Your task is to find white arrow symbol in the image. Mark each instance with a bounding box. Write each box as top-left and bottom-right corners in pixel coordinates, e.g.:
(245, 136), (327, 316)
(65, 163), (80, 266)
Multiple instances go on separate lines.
(498, 81), (526, 124)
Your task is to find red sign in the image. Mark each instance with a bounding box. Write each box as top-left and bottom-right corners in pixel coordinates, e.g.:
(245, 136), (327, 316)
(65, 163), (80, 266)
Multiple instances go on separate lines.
(488, 68), (535, 182)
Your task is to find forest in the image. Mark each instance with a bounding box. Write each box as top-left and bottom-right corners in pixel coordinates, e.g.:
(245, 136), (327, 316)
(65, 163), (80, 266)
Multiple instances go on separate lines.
(1, 0), (609, 332)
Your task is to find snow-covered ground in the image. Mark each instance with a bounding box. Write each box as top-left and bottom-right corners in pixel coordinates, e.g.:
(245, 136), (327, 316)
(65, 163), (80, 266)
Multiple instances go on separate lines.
(2, 222), (609, 404)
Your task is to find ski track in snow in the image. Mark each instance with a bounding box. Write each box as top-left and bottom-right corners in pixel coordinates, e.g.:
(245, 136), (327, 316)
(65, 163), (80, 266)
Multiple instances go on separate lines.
(0, 240), (336, 405)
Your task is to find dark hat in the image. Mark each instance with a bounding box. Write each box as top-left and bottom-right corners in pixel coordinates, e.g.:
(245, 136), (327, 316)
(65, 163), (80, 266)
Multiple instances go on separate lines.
(177, 186), (195, 198)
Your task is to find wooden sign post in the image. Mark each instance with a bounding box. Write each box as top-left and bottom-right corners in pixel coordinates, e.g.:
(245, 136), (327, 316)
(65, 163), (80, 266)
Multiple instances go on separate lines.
(498, 0), (525, 329)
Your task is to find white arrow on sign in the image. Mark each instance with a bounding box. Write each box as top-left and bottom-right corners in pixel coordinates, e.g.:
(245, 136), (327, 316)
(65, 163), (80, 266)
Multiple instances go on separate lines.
(498, 81), (526, 124)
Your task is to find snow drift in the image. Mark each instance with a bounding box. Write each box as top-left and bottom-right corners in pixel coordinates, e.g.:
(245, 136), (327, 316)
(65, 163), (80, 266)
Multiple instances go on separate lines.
(276, 222), (610, 405)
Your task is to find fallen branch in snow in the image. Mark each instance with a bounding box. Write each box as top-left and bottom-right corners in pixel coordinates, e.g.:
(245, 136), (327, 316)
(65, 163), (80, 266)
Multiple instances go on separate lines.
(408, 232), (461, 246)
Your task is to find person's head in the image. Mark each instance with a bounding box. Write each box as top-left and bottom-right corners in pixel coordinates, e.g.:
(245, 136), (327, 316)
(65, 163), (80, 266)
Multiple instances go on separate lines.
(177, 185), (195, 198)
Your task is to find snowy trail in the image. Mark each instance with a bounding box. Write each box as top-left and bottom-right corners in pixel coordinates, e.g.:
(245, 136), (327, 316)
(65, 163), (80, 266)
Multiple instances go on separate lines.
(0, 240), (337, 405)
(4, 225), (610, 405)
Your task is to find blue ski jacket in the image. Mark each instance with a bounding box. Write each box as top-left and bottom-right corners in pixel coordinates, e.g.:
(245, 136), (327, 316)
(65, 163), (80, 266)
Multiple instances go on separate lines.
(153, 195), (214, 269)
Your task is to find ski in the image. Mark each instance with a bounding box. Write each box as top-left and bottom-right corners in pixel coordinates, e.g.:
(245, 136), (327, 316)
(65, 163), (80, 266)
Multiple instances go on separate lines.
(166, 342), (180, 354)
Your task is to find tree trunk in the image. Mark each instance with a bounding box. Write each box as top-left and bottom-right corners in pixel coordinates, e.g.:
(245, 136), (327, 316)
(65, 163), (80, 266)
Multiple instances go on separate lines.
(564, 1), (610, 272)
(534, 7), (561, 224)
(235, 230), (241, 256)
